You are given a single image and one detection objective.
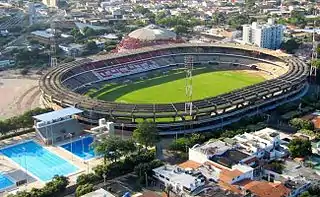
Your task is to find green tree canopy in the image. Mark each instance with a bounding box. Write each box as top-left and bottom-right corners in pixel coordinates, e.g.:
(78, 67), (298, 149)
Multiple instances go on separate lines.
(289, 118), (314, 130)
(227, 13), (254, 29)
(76, 183), (94, 197)
(133, 121), (159, 148)
(280, 38), (301, 54)
(94, 136), (136, 164)
(212, 12), (227, 26)
(133, 5), (151, 15)
(85, 41), (99, 52)
(174, 25), (188, 35)
(288, 138), (312, 158)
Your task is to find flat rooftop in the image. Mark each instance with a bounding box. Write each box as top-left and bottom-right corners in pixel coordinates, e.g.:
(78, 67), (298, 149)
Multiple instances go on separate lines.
(210, 149), (250, 168)
(192, 140), (231, 156)
(33, 107), (83, 122)
(81, 188), (116, 197)
(153, 165), (202, 189)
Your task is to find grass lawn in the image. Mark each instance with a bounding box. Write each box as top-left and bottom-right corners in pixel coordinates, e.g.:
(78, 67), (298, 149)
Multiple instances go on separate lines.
(91, 67), (265, 104)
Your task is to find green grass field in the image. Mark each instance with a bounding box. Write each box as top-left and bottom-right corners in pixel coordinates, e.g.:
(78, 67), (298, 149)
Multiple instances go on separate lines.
(88, 67), (264, 104)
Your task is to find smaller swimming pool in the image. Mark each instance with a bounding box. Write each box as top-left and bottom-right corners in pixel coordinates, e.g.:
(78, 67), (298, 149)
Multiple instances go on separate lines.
(61, 136), (96, 160)
(0, 174), (14, 191)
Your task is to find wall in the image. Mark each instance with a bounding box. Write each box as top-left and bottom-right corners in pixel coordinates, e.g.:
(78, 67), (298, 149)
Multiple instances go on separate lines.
(189, 148), (208, 164)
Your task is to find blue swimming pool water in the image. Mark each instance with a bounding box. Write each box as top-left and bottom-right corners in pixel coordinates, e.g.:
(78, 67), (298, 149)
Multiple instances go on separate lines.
(61, 136), (96, 160)
(0, 141), (78, 182)
(0, 174), (14, 190)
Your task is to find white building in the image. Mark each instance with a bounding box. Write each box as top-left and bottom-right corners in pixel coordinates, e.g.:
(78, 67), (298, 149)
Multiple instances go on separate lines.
(42, 0), (58, 8)
(152, 165), (205, 194)
(59, 43), (85, 57)
(233, 128), (289, 160)
(81, 188), (116, 197)
(242, 18), (283, 50)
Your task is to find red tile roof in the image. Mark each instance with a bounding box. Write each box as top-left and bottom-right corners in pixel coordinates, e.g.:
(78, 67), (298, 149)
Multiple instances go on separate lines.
(178, 160), (202, 169)
(238, 180), (291, 197)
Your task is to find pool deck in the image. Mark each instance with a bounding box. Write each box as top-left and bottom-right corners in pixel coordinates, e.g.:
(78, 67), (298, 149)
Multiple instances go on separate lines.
(0, 132), (104, 196)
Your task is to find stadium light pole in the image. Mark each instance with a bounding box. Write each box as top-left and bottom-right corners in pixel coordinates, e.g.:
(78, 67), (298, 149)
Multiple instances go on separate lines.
(121, 123), (124, 140)
(68, 133), (73, 161)
(80, 135), (85, 157)
(25, 148), (27, 185)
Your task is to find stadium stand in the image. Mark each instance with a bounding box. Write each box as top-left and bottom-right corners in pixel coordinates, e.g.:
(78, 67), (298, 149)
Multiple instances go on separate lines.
(39, 43), (309, 134)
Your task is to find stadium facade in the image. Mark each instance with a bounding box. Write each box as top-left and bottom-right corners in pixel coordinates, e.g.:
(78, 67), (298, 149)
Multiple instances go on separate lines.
(39, 43), (309, 135)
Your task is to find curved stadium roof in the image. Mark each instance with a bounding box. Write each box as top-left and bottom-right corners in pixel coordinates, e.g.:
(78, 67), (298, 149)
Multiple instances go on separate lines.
(128, 24), (177, 41)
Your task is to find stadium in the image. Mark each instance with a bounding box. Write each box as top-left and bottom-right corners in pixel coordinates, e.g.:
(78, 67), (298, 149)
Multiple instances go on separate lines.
(39, 43), (309, 135)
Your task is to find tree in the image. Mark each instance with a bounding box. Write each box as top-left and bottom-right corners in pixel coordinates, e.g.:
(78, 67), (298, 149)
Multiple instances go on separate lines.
(94, 136), (136, 164)
(288, 10), (307, 28)
(86, 41), (98, 51)
(212, 12), (226, 26)
(83, 27), (96, 37)
(8, 175), (69, 197)
(76, 183), (94, 197)
(299, 191), (312, 197)
(133, 121), (159, 148)
(133, 5), (151, 15)
(174, 25), (188, 35)
(164, 184), (174, 197)
(311, 59), (320, 69)
(267, 161), (284, 174)
(289, 118), (314, 130)
(227, 13), (254, 29)
(134, 159), (163, 184)
(280, 38), (301, 53)
(76, 173), (99, 185)
(288, 138), (312, 158)
(308, 180), (320, 196)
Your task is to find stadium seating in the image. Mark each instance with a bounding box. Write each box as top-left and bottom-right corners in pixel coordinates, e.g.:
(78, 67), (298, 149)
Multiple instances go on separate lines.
(40, 44), (309, 133)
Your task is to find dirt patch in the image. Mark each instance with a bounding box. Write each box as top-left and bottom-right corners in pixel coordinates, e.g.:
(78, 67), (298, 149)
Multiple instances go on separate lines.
(0, 69), (44, 120)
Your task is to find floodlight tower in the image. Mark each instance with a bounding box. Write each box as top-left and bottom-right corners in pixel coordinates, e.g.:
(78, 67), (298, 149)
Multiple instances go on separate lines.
(185, 56), (193, 116)
(50, 20), (58, 67)
(310, 9), (318, 77)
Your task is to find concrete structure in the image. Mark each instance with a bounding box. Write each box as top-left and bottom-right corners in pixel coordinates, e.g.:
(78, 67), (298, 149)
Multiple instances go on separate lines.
(242, 19), (283, 49)
(156, 132), (310, 197)
(81, 188), (116, 197)
(152, 164), (205, 194)
(59, 43), (85, 57)
(28, 2), (36, 25)
(117, 24), (183, 51)
(30, 30), (54, 44)
(0, 59), (14, 68)
(33, 107), (83, 144)
(232, 128), (289, 160)
(42, 0), (58, 7)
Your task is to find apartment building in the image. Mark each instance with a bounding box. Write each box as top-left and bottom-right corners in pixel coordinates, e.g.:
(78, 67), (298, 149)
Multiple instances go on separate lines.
(242, 18), (283, 50)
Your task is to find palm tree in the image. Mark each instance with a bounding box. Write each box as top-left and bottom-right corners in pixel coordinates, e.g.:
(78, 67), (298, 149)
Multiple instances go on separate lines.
(164, 184), (173, 197)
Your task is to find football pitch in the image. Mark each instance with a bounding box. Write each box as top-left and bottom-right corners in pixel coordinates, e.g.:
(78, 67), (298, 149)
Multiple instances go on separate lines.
(89, 67), (265, 104)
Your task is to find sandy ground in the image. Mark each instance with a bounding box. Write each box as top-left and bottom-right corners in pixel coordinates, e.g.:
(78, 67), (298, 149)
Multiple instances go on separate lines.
(0, 69), (43, 120)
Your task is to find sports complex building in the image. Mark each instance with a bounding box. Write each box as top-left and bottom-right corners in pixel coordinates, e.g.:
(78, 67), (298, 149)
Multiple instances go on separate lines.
(39, 43), (309, 135)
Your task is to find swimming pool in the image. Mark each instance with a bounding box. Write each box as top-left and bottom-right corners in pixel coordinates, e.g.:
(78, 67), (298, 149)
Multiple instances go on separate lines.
(0, 174), (14, 191)
(61, 136), (96, 160)
(0, 141), (78, 182)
